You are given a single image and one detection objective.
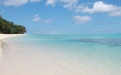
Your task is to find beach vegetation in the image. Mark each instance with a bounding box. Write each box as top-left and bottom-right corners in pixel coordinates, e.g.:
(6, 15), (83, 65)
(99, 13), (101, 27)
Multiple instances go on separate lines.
(0, 15), (26, 34)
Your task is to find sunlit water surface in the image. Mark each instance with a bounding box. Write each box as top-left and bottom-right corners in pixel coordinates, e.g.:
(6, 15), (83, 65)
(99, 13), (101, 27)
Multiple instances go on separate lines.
(0, 34), (121, 75)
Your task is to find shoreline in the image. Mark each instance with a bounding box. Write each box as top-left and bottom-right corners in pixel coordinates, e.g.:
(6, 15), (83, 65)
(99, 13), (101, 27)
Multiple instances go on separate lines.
(0, 34), (25, 62)
(0, 34), (25, 40)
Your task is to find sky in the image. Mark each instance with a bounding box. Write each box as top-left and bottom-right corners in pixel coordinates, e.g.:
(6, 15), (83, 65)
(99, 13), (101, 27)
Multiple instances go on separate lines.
(0, 0), (121, 34)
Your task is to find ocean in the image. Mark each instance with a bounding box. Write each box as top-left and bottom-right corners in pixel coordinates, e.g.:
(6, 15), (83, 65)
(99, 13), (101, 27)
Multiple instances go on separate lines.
(0, 34), (121, 75)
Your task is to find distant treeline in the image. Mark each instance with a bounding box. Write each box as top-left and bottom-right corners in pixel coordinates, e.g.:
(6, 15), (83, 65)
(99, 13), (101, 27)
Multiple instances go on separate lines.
(0, 15), (26, 34)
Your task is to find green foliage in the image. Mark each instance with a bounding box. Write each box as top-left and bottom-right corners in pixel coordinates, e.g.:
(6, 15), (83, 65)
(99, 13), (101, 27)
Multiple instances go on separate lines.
(0, 15), (26, 34)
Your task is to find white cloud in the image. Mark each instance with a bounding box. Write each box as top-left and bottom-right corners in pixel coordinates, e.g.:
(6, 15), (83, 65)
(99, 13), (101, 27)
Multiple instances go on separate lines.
(60, 0), (78, 9)
(49, 30), (63, 34)
(46, 0), (78, 8)
(33, 14), (41, 22)
(33, 14), (53, 23)
(75, 1), (121, 17)
(3, 0), (28, 6)
(81, 1), (117, 13)
(30, 0), (41, 2)
(3, 0), (41, 6)
(109, 10), (121, 17)
(75, 4), (85, 12)
(73, 15), (91, 24)
(44, 19), (53, 23)
(46, 0), (57, 6)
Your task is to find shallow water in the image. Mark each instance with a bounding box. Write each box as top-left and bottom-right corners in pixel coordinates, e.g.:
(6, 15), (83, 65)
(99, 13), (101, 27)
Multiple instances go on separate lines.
(0, 34), (121, 75)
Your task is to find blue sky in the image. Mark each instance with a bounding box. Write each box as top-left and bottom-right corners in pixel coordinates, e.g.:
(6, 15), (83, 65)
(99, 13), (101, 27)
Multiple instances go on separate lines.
(0, 0), (121, 34)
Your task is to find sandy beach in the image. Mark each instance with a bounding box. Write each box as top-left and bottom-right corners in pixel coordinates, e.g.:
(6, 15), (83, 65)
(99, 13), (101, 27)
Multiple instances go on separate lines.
(0, 34), (24, 62)
(0, 34), (121, 75)
(0, 34), (23, 40)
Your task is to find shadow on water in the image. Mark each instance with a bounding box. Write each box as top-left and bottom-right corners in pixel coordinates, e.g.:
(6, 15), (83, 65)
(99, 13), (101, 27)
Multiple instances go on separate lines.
(69, 38), (121, 46)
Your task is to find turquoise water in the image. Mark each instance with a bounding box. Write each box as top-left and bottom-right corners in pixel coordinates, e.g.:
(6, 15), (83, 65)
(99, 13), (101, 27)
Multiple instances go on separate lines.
(0, 34), (121, 75)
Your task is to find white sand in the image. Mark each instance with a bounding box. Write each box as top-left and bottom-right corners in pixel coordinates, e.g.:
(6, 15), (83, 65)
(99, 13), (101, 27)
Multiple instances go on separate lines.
(0, 34), (24, 62)
(0, 34), (84, 75)
(0, 34), (22, 40)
